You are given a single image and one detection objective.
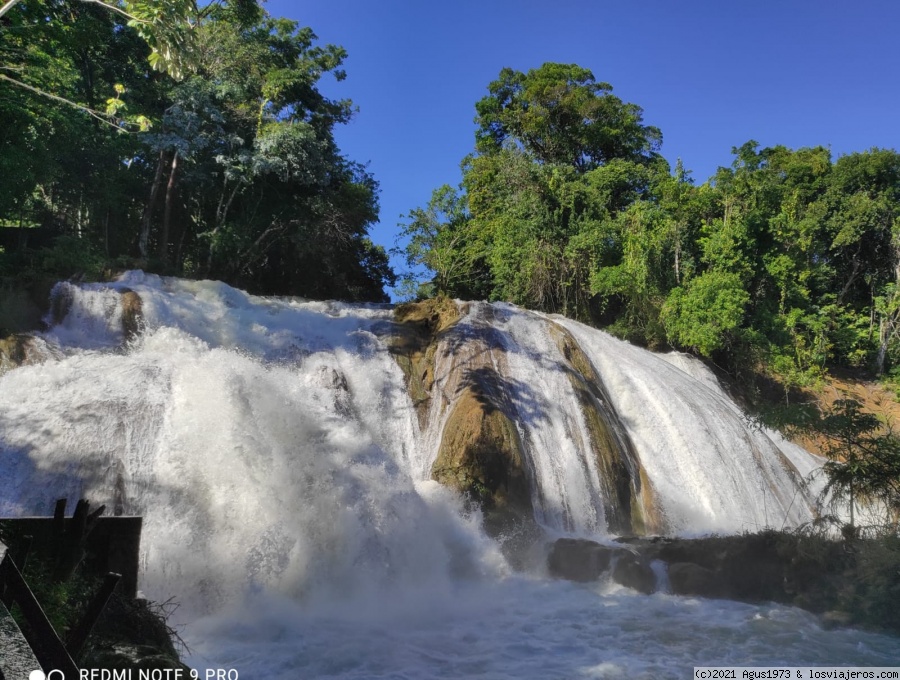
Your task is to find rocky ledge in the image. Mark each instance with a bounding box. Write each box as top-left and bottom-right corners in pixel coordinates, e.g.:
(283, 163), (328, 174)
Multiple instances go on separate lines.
(547, 531), (900, 635)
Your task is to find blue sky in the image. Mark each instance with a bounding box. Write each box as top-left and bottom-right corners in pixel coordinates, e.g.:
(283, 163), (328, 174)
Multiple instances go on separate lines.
(267, 1), (899, 279)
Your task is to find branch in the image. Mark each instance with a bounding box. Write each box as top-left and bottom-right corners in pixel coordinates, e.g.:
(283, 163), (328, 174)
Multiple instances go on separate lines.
(77, 0), (144, 24)
(0, 0), (143, 22)
(0, 73), (130, 132)
(197, 0), (225, 20)
(236, 223), (287, 274)
(0, 0), (20, 20)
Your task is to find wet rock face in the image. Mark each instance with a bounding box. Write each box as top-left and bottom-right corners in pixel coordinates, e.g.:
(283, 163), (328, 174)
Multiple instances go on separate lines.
(547, 537), (657, 593)
(611, 551), (656, 594)
(546, 532), (872, 630)
(390, 299), (658, 539)
(0, 278), (56, 374)
(431, 379), (532, 525)
(120, 289), (143, 342)
(0, 334), (29, 371)
(547, 538), (616, 582)
(549, 325), (663, 536)
(388, 298), (460, 427)
(0, 334), (59, 375)
(391, 298), (534, 533)
(666, 562), (720, 598)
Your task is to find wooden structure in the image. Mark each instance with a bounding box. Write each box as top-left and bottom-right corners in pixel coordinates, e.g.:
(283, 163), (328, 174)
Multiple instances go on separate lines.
(0, 505), (142, 599)
(0, 542), (81, 677)
(0, 499), (139, 676)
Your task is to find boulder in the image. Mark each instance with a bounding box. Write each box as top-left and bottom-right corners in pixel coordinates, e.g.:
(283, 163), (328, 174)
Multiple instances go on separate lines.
(611, 551), (656, 594)
(388, 298), (460, 426)
(547, 538), (616, 582)
(431, 383), (531, 533)
(120, 289), (143, 341)
(667, 561), (721, 598)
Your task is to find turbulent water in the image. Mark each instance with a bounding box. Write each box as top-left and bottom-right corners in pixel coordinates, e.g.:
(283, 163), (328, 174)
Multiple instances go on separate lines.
(1, 272), (898, 678)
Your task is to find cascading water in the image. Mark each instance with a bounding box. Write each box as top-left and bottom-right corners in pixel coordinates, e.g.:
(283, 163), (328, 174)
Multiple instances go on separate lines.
(556, 316), (817, 534)
(1, 272), (898, 678)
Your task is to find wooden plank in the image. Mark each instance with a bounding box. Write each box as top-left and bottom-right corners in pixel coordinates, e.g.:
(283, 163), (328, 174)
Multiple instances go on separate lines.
(0, 550), (79, 676)
(0, 517), (143, 598)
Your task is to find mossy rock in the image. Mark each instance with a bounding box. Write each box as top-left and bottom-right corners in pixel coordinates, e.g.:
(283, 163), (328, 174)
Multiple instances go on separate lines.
(0, 334), (29, 373)
(389, 297), (460, 425)
(393, 296), (460, 332)
(120, 289), (143, 342)
(432, 380), (531, 533)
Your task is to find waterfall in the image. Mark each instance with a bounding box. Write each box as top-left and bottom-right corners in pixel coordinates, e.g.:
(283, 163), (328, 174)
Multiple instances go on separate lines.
(5, 273), (894, 679)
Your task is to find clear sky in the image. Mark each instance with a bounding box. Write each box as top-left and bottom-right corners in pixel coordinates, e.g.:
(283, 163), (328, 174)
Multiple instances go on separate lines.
(266, 0), (899, 280)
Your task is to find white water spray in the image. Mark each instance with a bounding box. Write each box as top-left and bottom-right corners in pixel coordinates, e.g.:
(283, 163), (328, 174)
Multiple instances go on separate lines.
(1, 274), (895, 678)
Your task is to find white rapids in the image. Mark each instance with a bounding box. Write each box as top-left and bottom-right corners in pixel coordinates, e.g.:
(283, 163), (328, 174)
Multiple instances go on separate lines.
(0, 272), (896, 678)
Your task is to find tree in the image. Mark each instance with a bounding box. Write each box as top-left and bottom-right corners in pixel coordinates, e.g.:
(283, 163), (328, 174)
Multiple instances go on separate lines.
(1, 0), (198, 123)
(820, 150), (900, 375)
(398, 63), (665, 317)
(812, 399), (900, 531)
(396, 184), (476, 298)
(474, 63), (662, 171)
(0, 1), (395, 302)
(661, 270), (750, 356)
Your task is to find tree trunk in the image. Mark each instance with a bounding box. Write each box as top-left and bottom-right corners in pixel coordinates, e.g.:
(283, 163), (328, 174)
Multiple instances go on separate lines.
(876, 319), (889, 377)
(206, 178), (242, 276)
(158, 150), (179, 265)
(103, 207), (110, 256)
(0, 0), (23, 20)
(674, 229), (681, 285)
(138, 149), (167, 259)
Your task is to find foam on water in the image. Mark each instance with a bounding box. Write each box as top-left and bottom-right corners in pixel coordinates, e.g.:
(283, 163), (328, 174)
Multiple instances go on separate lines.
(184, 579), (900, 679)
(1, 274), (897, 676)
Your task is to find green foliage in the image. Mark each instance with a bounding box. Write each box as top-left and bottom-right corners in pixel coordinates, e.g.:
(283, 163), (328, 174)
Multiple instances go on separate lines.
(0, 0), (394, 301)
(0, 522), (99, 637)
(39, 235), (108, 278)
(815, 399), (900, 526)
(474, 63), (662, 170)
(662, 270), (749, 356)
(850, 535), (900, 631)
(403, 62), (900, 387)
(395, 184), (478, 298)
(122, 0), (197, 80)
(400, 65), (666, 320)
(768, 397), (900, 532)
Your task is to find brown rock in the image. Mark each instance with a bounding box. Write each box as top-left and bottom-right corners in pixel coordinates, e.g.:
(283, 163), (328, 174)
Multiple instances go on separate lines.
(431, 381), (531, 525)
(547, 538), (615, 582)
(120, 289), (143, 342)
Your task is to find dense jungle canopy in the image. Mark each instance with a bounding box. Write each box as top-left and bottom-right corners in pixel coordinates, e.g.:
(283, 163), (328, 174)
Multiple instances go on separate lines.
(2, 2), (900, 394)
(0, 0), (394, 300)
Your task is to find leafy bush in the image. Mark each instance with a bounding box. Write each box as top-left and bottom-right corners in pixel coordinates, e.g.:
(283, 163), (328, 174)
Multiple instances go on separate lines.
(38, 235), (107, 280)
